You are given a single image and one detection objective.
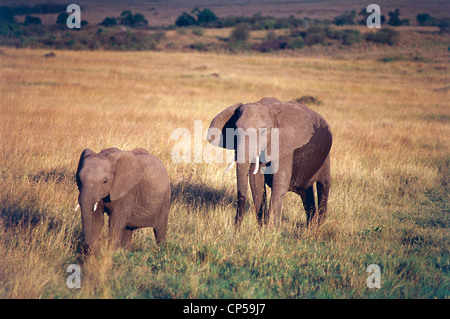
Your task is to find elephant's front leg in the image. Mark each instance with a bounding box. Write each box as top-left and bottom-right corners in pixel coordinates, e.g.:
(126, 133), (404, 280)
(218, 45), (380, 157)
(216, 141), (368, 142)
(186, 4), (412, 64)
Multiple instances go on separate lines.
(108, 200), (132, 249)
(269, 187), (287, 227)
(268, 157), (292, 227)
(235, 189), (246, 227)
(235, 162), (251, 227)
(249, 165), (268, 226)
(121, 227), (134, 250)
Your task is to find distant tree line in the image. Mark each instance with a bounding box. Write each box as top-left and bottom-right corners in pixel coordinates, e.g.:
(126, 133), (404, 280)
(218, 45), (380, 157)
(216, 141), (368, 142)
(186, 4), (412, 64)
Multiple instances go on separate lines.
(100, 10), (148, 27)
(175, 8), (218, 27)
(0, 3), (448, 51)
(416, 13), (449, 33)
(1, 3), (448, 32)
(248, 25), (400, 53)
(173, 7), (448, 31)
(175, 10), (315, 29)
(0, 2), (66, 22)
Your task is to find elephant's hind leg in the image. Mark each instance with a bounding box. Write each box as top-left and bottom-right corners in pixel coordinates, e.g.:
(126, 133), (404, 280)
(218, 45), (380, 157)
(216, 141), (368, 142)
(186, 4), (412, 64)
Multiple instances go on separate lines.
(301, 186), (317, 227)
(316, 178), (330, 225)
(315, 155), (331, 225)
(153, 196), (170, 244)
(153, 227), (167, 244)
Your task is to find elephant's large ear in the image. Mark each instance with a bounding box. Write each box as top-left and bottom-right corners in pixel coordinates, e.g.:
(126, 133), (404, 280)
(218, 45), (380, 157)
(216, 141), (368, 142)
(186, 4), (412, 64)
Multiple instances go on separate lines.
(273, 103), (315, 159)
(110, 152), (144, 201)
(207, 103), (243, 149)
(76, 148), (95, 190)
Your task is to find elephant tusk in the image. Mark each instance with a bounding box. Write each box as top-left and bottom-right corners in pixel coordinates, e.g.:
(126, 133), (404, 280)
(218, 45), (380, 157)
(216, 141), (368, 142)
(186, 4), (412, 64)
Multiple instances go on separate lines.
(223, 161), (236, 174)
(93, 202), (98, 212)
(75, 204), (80, 211)
(253, 156), (260, 175)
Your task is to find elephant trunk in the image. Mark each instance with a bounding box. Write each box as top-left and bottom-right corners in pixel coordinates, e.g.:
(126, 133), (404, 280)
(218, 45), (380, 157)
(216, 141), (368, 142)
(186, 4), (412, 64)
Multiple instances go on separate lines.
(79, 191), (102, 254)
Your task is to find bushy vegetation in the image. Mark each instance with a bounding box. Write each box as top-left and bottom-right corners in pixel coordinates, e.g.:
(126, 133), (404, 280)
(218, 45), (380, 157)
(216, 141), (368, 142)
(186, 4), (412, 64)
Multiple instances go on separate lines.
(387, 9), (409, 26)
(0, 4), (449, 52)
(230, 23), (251, 42)
(365, 28), (400, 46)
(0, 23), (165, 51)
(416, 13), (450, 33)
(175, 11), (314, 30)
(23, 15), (42, 26)
(287, 36), (305, 49)
(175, 8), (218, 27)
(0, 2), (66, 22)
(333, 10), (358, 26)
(100, 10), (148, 28)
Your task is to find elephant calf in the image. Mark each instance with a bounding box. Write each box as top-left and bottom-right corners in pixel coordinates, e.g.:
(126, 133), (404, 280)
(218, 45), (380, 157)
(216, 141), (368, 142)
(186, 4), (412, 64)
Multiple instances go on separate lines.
(75, 147), (170, 254)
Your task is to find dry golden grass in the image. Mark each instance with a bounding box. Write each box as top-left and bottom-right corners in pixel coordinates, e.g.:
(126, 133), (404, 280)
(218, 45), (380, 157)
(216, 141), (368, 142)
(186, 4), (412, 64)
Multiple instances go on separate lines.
(0, 44), (448, 298)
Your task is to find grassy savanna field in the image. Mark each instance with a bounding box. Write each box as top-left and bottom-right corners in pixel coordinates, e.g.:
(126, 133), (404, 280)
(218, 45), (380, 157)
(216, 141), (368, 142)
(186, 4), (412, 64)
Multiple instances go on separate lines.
(0, 36), (449, 298)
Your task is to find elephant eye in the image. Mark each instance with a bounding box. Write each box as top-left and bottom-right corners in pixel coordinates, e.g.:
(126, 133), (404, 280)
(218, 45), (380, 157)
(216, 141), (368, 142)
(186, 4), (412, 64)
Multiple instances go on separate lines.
(103, 179), (108, 184)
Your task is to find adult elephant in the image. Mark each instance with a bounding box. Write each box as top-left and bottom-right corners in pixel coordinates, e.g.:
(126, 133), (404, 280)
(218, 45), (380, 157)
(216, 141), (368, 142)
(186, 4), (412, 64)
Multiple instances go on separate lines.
(75, 147), (170, 254)
(207, 97), (332, 228)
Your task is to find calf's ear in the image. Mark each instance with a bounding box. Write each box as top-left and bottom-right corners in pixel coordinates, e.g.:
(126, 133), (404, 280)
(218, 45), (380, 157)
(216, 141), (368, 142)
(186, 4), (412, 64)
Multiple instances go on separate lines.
(76, 148), (95, 191)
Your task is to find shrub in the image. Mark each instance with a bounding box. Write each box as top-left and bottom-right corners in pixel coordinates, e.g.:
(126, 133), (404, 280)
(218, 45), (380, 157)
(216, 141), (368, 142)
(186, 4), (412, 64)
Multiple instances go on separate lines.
(230, 23), (251, 42)
(265, 30), (276, 41)
(152, 30), (166, 42)
(100, 17), (117, 27)
(119, 10), (133, 26)
(131, 13), (148, 27)
(55, 12), (68, 25)
(0, 6), (16, 23)
(327, 28), (362, 45)
(105, 30), (157, 50)
(365, 27), (399, 46)
(24, 15), (41, 26)
(253, 37), (288, 52)
(417, 13), (434, 26)
(119, 10), (148, 27)
(379, 55), (402, 63)
(191, 27), (204, 36)
(296, 96), (322, 105)
(415, 14), (450, 33)
(228, 40), (250, 52)
(334, 10), (357, 25)
(176, 28), (187, 35)
(287, 36), (305, 49)
(304, 26), (327, 46)
(190, 41), (208, 51)
(194, 8), (217, 25)
(387, 9), (409, 26)
(175, 12), (197, 27)
(436, 18), (450, 33)
(341, 30), (362, 45)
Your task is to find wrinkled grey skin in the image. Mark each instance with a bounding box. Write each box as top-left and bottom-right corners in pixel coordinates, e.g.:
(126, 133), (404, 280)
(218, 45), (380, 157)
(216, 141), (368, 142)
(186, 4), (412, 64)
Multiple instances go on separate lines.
(207, 97), (332, 227)
(76, 147), (170, 254)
